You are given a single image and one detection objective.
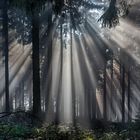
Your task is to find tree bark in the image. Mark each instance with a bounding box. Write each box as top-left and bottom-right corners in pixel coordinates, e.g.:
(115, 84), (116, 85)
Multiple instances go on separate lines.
(103, 62), (107, 121)
(70, 24), (76, 126)
(121, 64), (125, 123)
(45, 3), (53, 112)
(2, 0), (10, 112)
(32, 13), (41, 115)
(127, 68), (131, 122)
(110, 57), (114, 120)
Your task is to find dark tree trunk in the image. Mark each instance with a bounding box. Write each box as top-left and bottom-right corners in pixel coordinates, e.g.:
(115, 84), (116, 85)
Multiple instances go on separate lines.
(2, 0), (10, 112)
(127, 68), (131, 122)
(110, 0), (116, 6)
(110, 57), (114, 120)
(32, 13), (41, 115)
(70, 24), (76, 126)
(20, 80), (24, 108)
(69, 0), (76, 126)
(103, 62), (107, 121)
(93, 87), (96, 121)
(15, 87), (19, 109)
(121, 64), (125, 123)
(47, 3), (53, 78)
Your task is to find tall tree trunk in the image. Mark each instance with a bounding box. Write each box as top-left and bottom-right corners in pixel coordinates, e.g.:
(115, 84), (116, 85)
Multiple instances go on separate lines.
(55, 22), (63, 124)
(45, 2), (53, 112)
(2, 0), (10, 112)
(32, 13), (41, 115)
(69, 0), (76, 126)
(20, 80), (24, 108)
(103, 62), (107, 121)
(127, 68), (131, 122)
(110, 57), (114, 120)
(121, 64), (125, 123)
(70, 23), (76, 126)
(92, 86), (96, 122)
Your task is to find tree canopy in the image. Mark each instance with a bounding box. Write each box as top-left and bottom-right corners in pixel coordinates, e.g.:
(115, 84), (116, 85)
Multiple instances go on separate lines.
(8, 0), (131, 28)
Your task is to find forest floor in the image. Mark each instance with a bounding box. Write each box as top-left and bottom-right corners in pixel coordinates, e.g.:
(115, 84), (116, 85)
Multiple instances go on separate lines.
(0, 111), (140, 140)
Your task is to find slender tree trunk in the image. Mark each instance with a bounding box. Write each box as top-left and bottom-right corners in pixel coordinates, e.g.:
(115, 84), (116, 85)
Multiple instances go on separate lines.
(15, 87), (19, 109)
(110, 57), (114, 120)
(87, 89), (91, 122)
(103, 62), (107, 121)
(45, 2), (52, 112)
(70, 23), (76, 126)
(32, 13), (41, 115)
(20, 80), (24, 108)
(92, 87), (96, 122)
(128, 68), (131, 122)
(55, 22), (63, 124)
(69, 0), (76, 126)
(121, 64), (125, 123)
(2, 0), (10, 112)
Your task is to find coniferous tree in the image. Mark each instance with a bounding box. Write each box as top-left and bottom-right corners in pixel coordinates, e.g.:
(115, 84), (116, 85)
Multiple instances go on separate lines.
(9, 0), (47, 115)
(2, 0), (10, 112)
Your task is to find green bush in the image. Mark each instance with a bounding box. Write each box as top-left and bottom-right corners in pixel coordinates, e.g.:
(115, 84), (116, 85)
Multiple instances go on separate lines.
(99, 132), (121, 140)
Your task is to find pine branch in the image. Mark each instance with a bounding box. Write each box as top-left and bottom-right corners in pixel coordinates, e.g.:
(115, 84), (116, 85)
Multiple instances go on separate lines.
(98, 0), (130, 28)
(98, 0), (119, 28)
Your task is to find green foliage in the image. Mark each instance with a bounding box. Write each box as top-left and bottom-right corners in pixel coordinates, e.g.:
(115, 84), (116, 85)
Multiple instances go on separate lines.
(1, 111), (140, 139)
(0, 123), (31, 139)
(45, 124), (96, 140)
(99, 132), (120, 140)
(32, 127), (46, 139)
(0, 122), (96, 140)
(0, 121), (140, 140)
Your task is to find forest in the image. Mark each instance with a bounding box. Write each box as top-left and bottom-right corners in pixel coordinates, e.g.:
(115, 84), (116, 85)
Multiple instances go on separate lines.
(0, 0), (140, 139)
